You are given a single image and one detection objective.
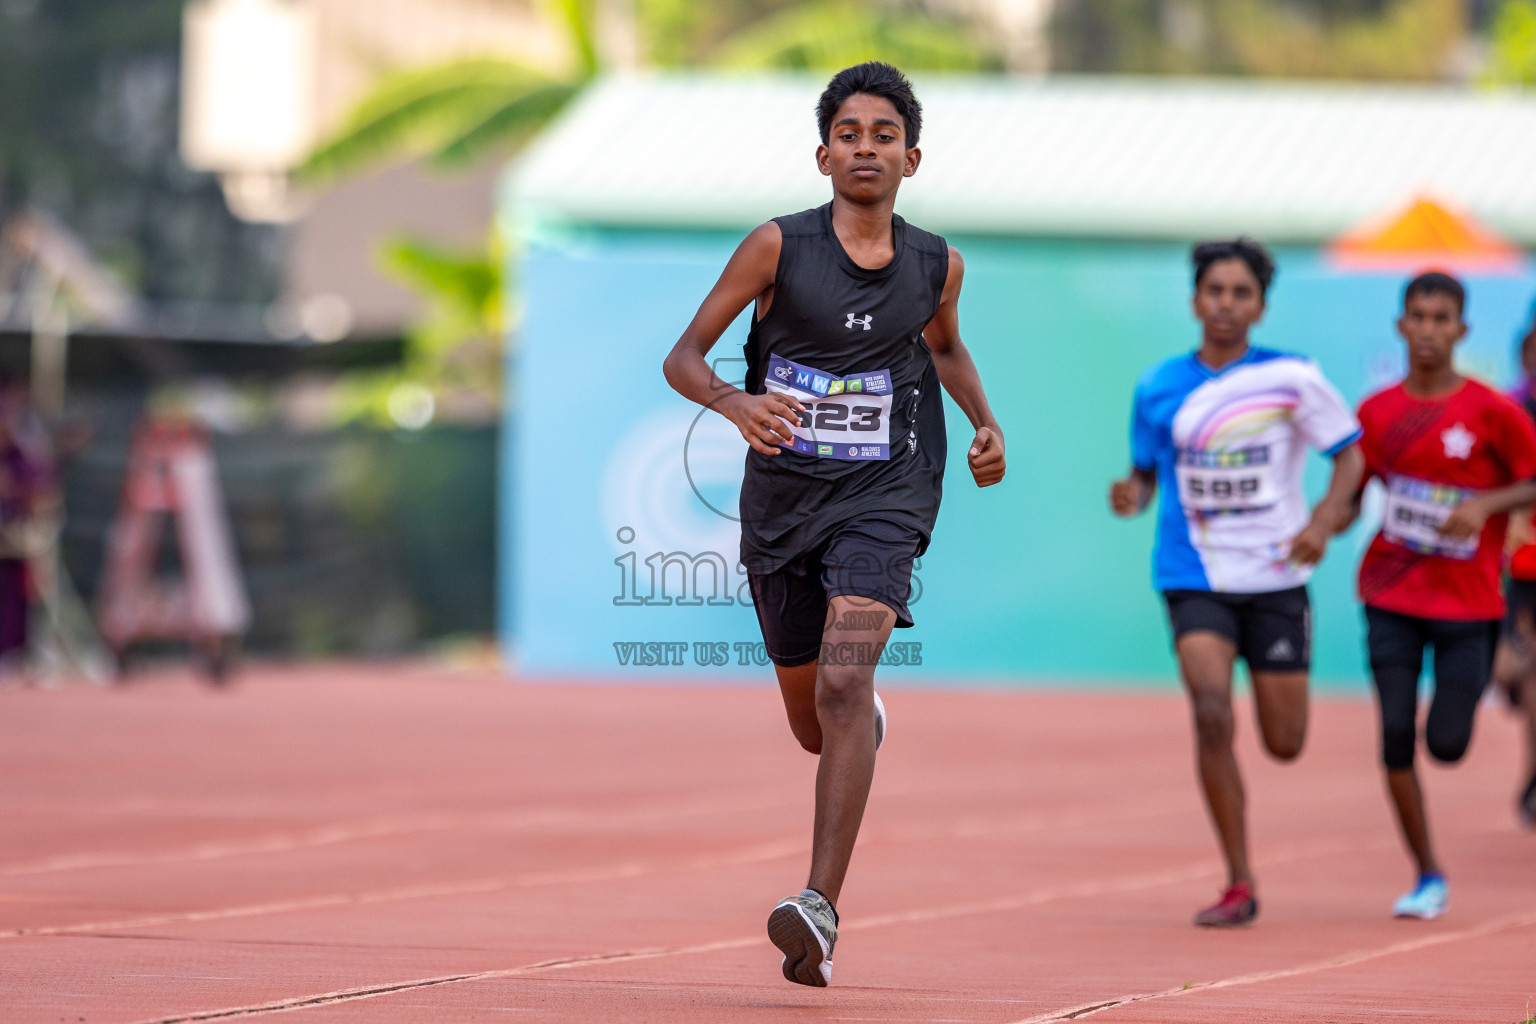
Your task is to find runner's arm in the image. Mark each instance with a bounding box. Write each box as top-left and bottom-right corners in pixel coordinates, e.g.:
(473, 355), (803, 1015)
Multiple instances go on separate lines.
(662, 222), (805, 456)
(1290, 443), (1365, 564)
(1440, 478), (1536, 540)
(1336, 459), (1376, 535)
(1335, 490), (1364, 534)
(1109, 467), (1157, 517)
(925, 247), (1005, 487)
(1507, 505), (1535, 554)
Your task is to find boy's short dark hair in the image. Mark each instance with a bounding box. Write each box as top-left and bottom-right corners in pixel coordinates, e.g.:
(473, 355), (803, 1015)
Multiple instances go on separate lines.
(1192, 237), (1276, 297)
(1404, 271), (1466, 316)
(817, 62), (922, 148)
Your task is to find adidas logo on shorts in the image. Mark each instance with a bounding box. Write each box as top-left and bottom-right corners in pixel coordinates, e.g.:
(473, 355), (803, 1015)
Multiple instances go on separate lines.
(1266, 638), (1296, 662)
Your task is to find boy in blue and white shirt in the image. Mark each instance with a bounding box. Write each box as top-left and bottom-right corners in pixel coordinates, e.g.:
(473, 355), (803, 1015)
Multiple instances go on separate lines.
(1110, 238), (1364, 928)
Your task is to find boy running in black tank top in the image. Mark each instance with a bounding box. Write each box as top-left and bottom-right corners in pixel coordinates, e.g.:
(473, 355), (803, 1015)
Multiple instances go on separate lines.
(663, 63), (1005, 987)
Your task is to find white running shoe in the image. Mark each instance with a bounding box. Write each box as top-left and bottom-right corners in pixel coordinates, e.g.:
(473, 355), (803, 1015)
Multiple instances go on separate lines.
(767, 889), (837, 987)
(1393, 876), (1447, 920)
(874, 691), (886, 751)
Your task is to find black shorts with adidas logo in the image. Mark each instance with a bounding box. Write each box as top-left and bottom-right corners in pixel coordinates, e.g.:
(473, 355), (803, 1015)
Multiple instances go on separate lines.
(1162, 586), (1311, 672)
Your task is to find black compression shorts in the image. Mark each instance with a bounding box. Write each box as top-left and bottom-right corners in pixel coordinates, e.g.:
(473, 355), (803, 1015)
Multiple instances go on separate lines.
(747, 515), (922, 668)
(1365, 605), (1498, 769)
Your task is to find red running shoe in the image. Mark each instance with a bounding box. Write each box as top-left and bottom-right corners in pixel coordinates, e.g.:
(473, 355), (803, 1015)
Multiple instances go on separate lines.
(1194, 882), (1257, 927)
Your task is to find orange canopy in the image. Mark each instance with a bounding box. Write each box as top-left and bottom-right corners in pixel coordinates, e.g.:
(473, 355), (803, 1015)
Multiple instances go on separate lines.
(1328, 196), (1525, 273)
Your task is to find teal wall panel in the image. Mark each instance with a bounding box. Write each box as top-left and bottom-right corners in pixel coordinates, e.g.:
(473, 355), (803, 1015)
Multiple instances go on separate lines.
(503, 227), (1536, 687)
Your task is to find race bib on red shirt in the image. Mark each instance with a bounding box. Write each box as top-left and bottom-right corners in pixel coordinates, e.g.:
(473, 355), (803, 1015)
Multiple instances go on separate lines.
(1381, 474), (1478, 561)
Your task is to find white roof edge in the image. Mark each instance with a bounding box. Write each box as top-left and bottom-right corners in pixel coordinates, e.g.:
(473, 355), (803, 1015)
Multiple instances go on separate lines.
(504, 73), (1536, 245)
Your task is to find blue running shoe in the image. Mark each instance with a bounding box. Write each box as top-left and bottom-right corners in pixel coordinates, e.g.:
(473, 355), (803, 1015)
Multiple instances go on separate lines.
(1393, 875), (1447, 920)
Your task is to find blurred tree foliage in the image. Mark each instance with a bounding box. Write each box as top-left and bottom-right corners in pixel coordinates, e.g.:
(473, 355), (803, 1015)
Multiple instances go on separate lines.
(1487, 0), (1536, 83)
(302, 0), (996, 181)
(0, 0), (278, 305)
(638, 0), (990, 68)
(680, 1), (999, 72)
(304, 0), (999, 425)
(1050, 0), (1474, 80)
(333, 238), (503, 427)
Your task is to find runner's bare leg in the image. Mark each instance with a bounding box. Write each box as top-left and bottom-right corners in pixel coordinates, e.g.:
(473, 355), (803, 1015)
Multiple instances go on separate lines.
(1250, 670), (1309, 761)
(1385, 766), (1443, 877)
(1511, 612), (1536, 791)
(1177, 631), (1252, 887)
(775, 662), (822, 753)
(804, 594), (897, 905)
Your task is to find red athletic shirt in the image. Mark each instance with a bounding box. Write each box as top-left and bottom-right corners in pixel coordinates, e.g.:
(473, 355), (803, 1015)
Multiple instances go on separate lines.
(1506, 382), (1536, 581)
(1511, 517), (1536, 581)
(1357, 378), (1536, 620)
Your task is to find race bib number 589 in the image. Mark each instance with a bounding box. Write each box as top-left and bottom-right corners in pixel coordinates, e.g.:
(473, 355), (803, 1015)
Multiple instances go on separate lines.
(1175, 446), (1277, 514)
(763, 354), (893, 461)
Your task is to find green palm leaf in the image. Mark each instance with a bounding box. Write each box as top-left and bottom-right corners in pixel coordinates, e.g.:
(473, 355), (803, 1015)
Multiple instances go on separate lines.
(1487, 0), (1536, 86)
(544, 0), (600, 77)
(712, 2), (997, 72)
(298, 59), (565, 181)
(432, 83), (579, 167)
(382, 237), (501, 332)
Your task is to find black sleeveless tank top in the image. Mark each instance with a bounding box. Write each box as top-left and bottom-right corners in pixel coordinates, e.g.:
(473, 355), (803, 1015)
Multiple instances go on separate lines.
(739, 203), (950, 573)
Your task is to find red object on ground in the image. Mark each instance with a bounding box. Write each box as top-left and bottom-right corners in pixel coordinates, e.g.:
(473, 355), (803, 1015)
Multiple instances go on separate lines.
(1, 665), (1533, 1023)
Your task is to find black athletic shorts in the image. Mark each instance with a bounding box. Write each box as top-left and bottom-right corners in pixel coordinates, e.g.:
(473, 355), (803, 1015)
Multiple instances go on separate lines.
(1162, 586), (1311, 672)
(748, 515), (922, 668)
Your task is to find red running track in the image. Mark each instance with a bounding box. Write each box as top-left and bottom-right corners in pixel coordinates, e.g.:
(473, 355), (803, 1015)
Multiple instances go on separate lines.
(2, 663), (1533, 1023)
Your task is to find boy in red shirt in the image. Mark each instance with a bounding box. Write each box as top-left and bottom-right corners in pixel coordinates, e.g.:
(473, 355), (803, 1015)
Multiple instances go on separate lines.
(1349, 272), (1536, 919)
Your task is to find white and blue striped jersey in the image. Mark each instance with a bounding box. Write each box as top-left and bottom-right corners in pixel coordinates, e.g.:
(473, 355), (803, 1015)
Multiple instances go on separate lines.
(1130, 348), (1362, 594)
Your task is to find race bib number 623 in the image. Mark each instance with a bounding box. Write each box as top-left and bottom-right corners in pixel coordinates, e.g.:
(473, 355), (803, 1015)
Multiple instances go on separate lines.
(763, 354), (893, 461)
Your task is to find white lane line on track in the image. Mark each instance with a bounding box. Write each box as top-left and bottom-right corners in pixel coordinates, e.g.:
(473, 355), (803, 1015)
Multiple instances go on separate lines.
(3, 772), (1357, 881)
(0, 779), (1180, 879)
(5, 796), (1195, 940)
(119, 833), (1393, 1024)
(1004, 909), (1536, 1023)
(0, 790), (799, 878)
(0, 839), (806, 940)
(11, 773), (1352, 881)
(130, 941), (772, 1024)
(850, 833), (1396, 933)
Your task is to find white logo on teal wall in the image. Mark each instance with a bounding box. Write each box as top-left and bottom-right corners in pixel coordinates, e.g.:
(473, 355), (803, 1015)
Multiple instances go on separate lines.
(602, 410), (740, 562)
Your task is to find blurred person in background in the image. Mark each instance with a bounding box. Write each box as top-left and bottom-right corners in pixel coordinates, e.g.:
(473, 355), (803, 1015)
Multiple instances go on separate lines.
(1346, 273), (1536, 921)
(1110, 238), (1365, 928)
(1492, 313), (1536, 828)
(0, 371), (59, 677)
